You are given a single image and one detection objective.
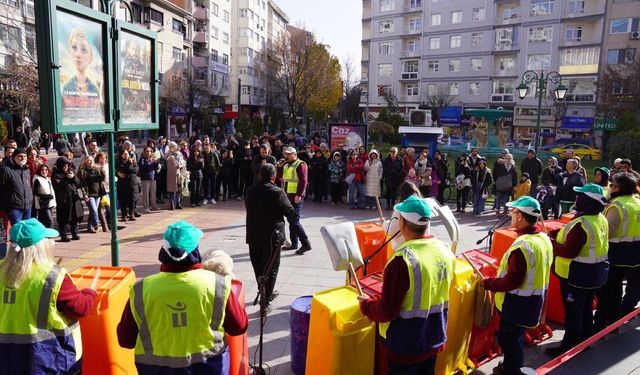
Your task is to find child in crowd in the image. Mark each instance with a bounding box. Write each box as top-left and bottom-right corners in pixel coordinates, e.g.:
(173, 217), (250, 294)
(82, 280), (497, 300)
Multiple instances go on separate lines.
(514, 172), (531, 200)
(405, 167), (420, 186)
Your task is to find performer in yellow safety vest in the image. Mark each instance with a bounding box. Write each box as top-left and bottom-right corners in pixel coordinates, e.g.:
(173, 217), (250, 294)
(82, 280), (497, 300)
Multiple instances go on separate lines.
(545, 184), (609, 357)
(483, 196), (553, 375)
(117, 221), (248, 375)
(594, 172), (640, 332)
(359, 195), (455, 375)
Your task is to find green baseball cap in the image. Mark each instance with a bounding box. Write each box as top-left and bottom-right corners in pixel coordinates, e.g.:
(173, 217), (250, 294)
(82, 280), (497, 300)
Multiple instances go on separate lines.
(10, 218), (59, 250)
(394, 195), (432, 225)
(506, 196), (542, 217)
(162, 221), (203, 254)
(574, 183), (607, 205)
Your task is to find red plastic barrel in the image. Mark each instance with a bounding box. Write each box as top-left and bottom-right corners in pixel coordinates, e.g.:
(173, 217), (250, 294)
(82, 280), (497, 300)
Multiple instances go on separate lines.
(358, 272), (387, 375)
(227, 280), (249, 375)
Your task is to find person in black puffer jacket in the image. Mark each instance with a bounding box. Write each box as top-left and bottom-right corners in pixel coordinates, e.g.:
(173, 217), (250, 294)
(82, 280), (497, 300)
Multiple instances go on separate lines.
(52, 157), (84, 241)
(556, 158), (585, 215)
(0, 148), (33, 224)
(116, 149), (140, 222)
(382, 147), (404, 209)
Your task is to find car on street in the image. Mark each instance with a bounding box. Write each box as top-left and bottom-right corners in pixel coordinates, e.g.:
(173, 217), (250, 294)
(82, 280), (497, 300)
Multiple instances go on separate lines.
(550, 144), (602, 160)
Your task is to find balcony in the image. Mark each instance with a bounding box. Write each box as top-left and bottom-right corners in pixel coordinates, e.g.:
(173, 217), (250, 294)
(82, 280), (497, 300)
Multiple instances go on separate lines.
(363, 4), (372, 19)
(399, 95), (420, 102)
(562, 1), (605, 20)
(559, 37), (601, 48)
(399, 72), (420, 81)
(493, 67), (518, 77)
(403, 27), (422, 36)
(400, 50), (421, 59)
(192, 55), (209, 68)
(361, 73), (369, 82)
(193, 31), (208, 44)
(491, 93), (515, 102)
(193, 7), (208, 21)
(404, 4), (422, 13)
(493, 42), (519, 52)
(495, 14), (521, 26)
(362, 24), (372, 40)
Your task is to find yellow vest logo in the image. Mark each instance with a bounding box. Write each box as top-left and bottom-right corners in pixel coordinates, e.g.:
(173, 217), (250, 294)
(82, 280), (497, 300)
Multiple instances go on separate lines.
(168, 301), (188, 328)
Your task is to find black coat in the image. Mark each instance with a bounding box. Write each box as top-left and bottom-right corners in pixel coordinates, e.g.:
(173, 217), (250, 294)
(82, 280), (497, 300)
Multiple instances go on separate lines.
(251, 154), (277, 183)
(310, 155), (328, 182)
(0, 159), (33, 211)
(116, 160), (140, 206)
(245, 182), (296, 244)
(472, 168), (493, 193)
(521, 156), (543, 184)
(52, 170), (84, 224)
(382, 156), (404, 186)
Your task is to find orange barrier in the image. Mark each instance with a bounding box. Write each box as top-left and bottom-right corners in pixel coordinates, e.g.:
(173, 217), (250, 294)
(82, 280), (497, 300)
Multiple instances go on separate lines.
(545, 273), (565, 324)
(354, 222), (392, 278)
(560, 213), (575, 223)
(227, 279), (249, 375)
(69, 266), (136, 375)
(536, 307), (640, 374)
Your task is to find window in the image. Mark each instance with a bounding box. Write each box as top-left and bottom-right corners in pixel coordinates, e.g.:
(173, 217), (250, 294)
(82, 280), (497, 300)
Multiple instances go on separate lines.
(431, 13), (441, 26)
(503, 7), (520, 22)
(471, 33), (483, 47)
(430, 37), (440, 50)
(223, 32), (229, 44)
(144, 7), (164, 25)
(173, 47), (182, 61)
(408, 41), (419, 52)
(469, 82), (481, 95)
(211, 49), (219, 62)
(223, 11), (229, 22)
(567, 0), (585, 14)
(607, 48), (636, 64)
(498, 56), (516, 71)
(451, 11), (463, 24)
(472, 8), (485, 22)
(378, 63), (393, 76)
(528, 26), (553, 42)
(427, 84), (437, 95)
(612, 82), (624, 95)
(194, 67), (208, 80)
(610, 18), (638, 34)
(450, 35), (461, 48)
(449, 59), (460, 72)
(409, 19), (422, 30)
(527, 54), (551, 70)
(131, 3), (142, 23)
(379, 20), (394, 33)
(222, 53), (229, 65)
(471, 58), (482, 71)
(449, 83), (459, 96)
(565, 26), (582, 41)
(379, 42), (394, 55)
(172, 18), (184, 33)
(242, 85), (250, 95)
(240, 9), (246, 17)
(560, 47), (600, 66)
(428, 60), (439, 72)
(0, 24), (20, 51)
(212, 3), (218, 16)
(379, 0), (394, 12)
(406, 84), (419, 96)
(0, 0), (18, 6)
(22, 24), (35, 55)
(212, 26), (218, 39)
(495, 27), (518, 50)
(530, 0), (555, 17)
(402, 60), (419, 79)
(564, 77), (596, 102)
(410, 0), (422, 8)
(492, 80), (515, 101)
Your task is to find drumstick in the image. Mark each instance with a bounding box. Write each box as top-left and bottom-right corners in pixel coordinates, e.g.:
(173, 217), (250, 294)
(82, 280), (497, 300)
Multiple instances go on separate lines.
(89, 268), (101, 290)
(349, 262), (364, 297)
(375, 196), (385, 222)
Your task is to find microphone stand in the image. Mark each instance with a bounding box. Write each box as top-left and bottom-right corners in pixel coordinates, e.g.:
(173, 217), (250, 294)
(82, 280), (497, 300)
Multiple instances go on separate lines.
(251, 231), (282, 375)
(360, 230), (400, 277)
(476, 217), (511, 252)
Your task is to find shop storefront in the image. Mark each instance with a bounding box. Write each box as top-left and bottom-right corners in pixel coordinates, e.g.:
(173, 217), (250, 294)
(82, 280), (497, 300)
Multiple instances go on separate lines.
(558, 116), (594, 144)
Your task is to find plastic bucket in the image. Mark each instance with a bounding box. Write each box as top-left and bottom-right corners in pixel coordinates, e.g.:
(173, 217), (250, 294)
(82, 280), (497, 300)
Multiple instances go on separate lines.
(290, 295), (312, 375)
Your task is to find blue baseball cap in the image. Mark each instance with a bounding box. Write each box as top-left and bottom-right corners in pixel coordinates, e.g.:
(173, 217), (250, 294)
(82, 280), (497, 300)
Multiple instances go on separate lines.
(10, 218), (59, 250)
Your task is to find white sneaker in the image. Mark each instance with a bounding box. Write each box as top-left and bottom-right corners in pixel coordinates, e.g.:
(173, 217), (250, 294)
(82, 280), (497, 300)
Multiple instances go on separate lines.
(210, 198), (217, 205)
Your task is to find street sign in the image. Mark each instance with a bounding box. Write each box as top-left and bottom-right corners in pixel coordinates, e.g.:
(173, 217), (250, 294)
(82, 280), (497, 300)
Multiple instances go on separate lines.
(594, 119), (618, 131)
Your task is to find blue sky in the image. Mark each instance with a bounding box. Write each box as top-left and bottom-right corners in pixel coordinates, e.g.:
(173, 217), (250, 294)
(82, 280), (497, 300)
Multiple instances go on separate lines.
(274, 0), (362, 78)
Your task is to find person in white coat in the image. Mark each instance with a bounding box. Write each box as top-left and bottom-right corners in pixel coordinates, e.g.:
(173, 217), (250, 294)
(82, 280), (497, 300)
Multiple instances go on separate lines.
(32, 164), (56, 229)
(364, 150), (383, 210)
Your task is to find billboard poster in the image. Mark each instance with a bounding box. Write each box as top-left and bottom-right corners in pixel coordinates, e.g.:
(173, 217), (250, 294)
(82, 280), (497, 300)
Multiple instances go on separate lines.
(120, 30), (152, 124)
(329, 123), (368, 152)
(57, 10), (106, 125)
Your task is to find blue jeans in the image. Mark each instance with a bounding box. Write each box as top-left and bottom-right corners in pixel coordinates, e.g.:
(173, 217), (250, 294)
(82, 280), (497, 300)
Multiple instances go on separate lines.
(348, 182), (366, 209)
(289, 199), (309, 247)
(495, 191), (510, 213)
(387, 356), (436, 375)
(169, 191), (181, 205)
(87, 196), (100, 229)
(7, 208), (31, 225)
(472, 189), (486, 215)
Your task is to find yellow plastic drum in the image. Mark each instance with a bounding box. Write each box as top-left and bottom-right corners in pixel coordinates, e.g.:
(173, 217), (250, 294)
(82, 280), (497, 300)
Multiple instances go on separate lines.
(435, 259), (477, 375)
(70, 266), (137, 375)
(306, 286), (375, 375)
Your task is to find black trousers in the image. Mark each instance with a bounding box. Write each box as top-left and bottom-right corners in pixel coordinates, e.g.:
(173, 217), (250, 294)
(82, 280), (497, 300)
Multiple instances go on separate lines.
(456, 187), (470, 210)
(249, 241), (281, 301)
(385, 183), (399, 209)
(559, 278), (596, 349)
(330, 182), (342, 204)
(594, 265), (640, 331)
(498, 319), (525, 375)
(37, 208), (54, 229)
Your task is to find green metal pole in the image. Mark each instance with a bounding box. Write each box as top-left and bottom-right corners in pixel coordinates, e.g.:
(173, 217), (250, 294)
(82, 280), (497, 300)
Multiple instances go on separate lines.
(108, 131), (119, 266)
(534, 72), (544, 155)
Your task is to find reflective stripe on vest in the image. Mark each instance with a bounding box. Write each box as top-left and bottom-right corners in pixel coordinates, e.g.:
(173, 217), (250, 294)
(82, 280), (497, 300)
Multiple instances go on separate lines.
(607, 196), (640, 243)
(132, 271), (229, 368)
(379, 238), (455, 338)
(0, 264), (80, 348)
(283, 159), (303, 194)
(495, 233), (553, 311)
(555, 215), (609, 279)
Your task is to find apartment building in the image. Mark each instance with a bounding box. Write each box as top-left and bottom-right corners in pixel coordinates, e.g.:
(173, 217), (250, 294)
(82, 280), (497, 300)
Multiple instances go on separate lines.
(226, 0), (288, 119)
(361, 0), (606, 144)
(0, 0), (35, 68)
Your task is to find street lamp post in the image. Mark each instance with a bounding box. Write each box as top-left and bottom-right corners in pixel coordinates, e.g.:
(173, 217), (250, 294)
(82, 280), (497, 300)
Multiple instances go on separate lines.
(516, 70), (567, 154)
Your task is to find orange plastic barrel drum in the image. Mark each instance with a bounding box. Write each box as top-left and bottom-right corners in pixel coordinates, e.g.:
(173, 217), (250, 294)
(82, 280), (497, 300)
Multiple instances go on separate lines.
(545, 273), (565, 324)
(354, 222), (392, 278)
(490, 227), (519, 261)
(69, 266), (136, 375)
(227, 279), (249, 375)
(560, 213), (575, 223)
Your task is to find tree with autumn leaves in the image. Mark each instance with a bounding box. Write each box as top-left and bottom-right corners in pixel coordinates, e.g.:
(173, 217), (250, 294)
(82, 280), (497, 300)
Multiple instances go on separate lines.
(255, 25), (342, 131)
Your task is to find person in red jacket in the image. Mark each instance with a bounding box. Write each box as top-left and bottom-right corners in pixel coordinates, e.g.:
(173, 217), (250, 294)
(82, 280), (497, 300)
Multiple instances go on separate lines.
(346, 151), (366, 209)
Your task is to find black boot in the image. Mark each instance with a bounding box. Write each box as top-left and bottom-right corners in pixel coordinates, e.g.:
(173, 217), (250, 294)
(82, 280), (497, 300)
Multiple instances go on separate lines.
(169, 200), (175, 210)
(121, 209), (128, 222)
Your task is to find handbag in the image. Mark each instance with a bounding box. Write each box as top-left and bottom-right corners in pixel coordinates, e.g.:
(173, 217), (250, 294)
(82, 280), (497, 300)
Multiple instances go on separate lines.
(496, 174), (513, 192)
(455, 174), (466, 190)
(345, 173), (356, 185)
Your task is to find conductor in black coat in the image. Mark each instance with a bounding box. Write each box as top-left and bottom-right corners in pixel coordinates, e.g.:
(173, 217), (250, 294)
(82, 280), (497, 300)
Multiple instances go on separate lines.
(245, 164), (296, 306)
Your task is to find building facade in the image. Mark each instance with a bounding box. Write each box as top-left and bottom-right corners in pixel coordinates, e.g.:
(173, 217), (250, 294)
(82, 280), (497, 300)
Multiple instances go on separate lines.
(361, 0), (607, 146)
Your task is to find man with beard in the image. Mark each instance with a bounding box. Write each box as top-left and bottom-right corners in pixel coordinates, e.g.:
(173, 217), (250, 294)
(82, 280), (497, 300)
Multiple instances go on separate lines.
(0, 148), (33, 223)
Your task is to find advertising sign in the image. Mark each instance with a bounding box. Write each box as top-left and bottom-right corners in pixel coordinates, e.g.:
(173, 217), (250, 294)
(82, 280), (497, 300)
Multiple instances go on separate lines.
(329, 123), (368, 151)
(593, 119), (618, 132)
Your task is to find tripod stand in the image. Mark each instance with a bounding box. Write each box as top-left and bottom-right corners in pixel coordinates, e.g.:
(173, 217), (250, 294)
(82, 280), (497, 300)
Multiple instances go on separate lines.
(476, 217), (511, 252)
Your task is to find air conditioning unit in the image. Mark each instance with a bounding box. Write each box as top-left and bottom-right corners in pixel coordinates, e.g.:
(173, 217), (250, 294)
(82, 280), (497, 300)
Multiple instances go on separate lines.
(631, 31), (640, 40)
(409, 109), (432, 126)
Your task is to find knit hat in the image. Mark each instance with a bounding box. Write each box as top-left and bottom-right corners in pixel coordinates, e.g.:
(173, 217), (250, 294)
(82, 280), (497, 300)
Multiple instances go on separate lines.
(13, 148), (26, 156)
(10, 218), (59, 250)
(574, 184), (607, 205)
(394, 195), (432, 225)
(506, 196), (542, 217)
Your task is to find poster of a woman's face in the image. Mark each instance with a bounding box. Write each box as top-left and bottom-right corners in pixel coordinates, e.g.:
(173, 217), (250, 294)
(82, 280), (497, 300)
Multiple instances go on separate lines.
(58, 11), (106, 125)
(120, 31), (152, 124)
